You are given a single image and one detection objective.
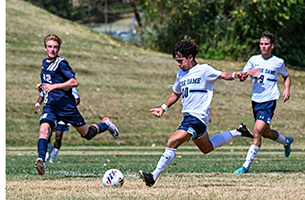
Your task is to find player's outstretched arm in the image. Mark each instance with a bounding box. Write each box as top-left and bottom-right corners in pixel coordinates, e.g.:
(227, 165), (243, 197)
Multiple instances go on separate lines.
(238, 68), (261, 81)
(150, 92), (181, 117)
(218, 71), (246, 80)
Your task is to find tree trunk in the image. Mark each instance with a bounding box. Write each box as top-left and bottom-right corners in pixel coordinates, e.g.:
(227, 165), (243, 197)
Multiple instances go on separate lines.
(130, 0), (142, 27)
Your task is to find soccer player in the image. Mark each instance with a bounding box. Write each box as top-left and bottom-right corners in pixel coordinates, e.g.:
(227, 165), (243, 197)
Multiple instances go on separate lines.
(35, 34), (119, 175)
(139, 39), (255, 187)
(233, 30), (293, 174)
(35, 87), (80, 163)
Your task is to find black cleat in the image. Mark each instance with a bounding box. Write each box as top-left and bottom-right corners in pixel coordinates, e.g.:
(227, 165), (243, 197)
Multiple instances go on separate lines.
(237, 123), (254, 138)
(139, 170), (155, 187)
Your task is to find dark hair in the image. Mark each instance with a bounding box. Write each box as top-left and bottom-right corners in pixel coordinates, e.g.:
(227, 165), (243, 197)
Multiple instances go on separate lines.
(261, 30), (275, 44)
(172, 39), (199, 59)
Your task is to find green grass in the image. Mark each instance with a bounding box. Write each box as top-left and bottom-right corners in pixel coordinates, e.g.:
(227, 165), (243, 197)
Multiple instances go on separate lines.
(6, 0), (305, 148)
(5, 1), (305, 199)
(6, 146), (305, 177)
(6, 147), (305, 199)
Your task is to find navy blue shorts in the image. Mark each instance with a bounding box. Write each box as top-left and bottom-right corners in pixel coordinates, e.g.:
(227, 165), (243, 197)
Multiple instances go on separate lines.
(252, 100), (276, 124)
(177, 114), (207, 140)
(40, 104), (86, 129)
(55, 124), (69, 132)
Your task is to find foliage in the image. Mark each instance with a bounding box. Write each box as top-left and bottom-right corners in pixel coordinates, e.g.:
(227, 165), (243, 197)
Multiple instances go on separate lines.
(6, 0), (305, 147)
(24, 0), (131, 23)
(137, 0), (305, 67)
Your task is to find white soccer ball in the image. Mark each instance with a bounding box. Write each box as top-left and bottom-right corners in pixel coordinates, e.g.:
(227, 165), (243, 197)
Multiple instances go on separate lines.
(102, 169), (124, 187)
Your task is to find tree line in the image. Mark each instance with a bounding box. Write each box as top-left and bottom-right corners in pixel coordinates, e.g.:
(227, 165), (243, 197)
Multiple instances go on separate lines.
(25, 0), (305, 67)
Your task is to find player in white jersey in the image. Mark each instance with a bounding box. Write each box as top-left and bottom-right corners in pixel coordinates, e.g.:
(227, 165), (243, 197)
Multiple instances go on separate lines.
(139, 39), (256, 187)
(233, 30), (293, 174)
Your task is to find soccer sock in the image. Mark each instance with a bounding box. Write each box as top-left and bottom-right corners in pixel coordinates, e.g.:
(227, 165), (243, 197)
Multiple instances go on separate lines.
(229, 129), (242, 137)
(37, 138), (48, 161)
(47, 142), (53, 152)
(243, 144), (260, 169)
(210, 131), (233, 149)
(275, 132), (289, 146)
(96, 123), (108, 133)
(152, 148), (176, 181)
(50, 148), (60, 162)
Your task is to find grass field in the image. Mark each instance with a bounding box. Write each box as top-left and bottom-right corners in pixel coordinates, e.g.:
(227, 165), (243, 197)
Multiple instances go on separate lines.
(5, 0), (305, 199)
(6, 146), (305, 199)
(6, 0), (305, 147)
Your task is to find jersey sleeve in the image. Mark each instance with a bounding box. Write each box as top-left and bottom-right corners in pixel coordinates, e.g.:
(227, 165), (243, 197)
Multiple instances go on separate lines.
(72, 87), (79, 99)
(205, 64), (222, 81)
(243, 56), (255, 72)
(171, 72), (182, 94)
(40, 91), (44, 97)
(59, 59), (76, 81)
(277, 59), (288, 77)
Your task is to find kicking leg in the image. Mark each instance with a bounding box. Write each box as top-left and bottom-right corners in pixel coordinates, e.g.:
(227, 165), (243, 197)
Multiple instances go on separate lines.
(139, 130), (190, 187)
(75, 119), (118, 140)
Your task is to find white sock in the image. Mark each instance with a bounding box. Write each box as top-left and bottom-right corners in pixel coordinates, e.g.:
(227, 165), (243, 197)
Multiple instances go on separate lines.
(152, 147), (176, 181)
(243, 145), (260, 169)
(229, 129), (242, 137)
(47, 142), (53, 152)
(210, 131), (233, 149)
(275, 132), (288, 146)
(50, 148), (60, 162)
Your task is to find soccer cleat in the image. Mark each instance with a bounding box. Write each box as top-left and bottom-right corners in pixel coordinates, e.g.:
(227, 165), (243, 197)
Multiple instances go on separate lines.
(35, 158), (46, 175)
(284, 137), (294, 157)
(237, 123), (254, 138)
(233, 166), (249, 174)
(139, 170), (155, 187)
(102, 117), (119, 138)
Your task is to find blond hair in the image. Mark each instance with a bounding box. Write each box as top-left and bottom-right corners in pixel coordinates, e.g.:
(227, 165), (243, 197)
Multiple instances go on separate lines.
(44, 34), (62, 47)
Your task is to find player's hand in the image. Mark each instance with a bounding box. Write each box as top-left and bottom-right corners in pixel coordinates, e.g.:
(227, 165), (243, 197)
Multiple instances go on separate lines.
(234, 71), (246, 79)
(42, 83), (56, 93)
(282, 89), (290, 103)
(34, 106), (40, 114)
(246, 68), (261, 77)
(150, 108), (165, 117)
(37, 83), (42, 92)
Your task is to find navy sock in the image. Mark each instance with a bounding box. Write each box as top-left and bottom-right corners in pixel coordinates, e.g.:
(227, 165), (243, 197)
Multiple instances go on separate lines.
(37, 138), (48, 161)
(96, 123), (108, 133)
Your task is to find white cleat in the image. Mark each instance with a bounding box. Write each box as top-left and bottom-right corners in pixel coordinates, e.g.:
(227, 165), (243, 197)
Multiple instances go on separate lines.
(102, 117), (119, 138)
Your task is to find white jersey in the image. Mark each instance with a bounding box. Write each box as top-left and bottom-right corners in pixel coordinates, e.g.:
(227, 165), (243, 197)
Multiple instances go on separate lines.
(171, 63), (222, 125)
(243, 55), (288, 103)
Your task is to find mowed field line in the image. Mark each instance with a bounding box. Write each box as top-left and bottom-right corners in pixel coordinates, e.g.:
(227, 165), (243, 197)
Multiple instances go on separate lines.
(6, 145), (305, 155)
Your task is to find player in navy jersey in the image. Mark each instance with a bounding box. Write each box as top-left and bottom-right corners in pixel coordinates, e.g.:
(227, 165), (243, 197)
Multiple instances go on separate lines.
(139, 39), (257, 187)
(34, 87), (80, 163)
(233, 30), (293, 174)
(35, 34), (119, 175)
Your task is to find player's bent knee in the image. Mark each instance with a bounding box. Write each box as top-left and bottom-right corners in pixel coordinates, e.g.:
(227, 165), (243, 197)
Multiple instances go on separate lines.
(82, 126), (97, 140)
(39, 120), (54, 138)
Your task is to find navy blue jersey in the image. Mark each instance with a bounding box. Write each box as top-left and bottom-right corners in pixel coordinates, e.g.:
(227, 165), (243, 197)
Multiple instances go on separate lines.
(40, 56), (76, 109)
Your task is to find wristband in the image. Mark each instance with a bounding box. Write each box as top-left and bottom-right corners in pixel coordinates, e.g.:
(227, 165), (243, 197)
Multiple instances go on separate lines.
(161, 104), (168, 111)
(232, 72), (236, 79)
(35, 103), (41, 107)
